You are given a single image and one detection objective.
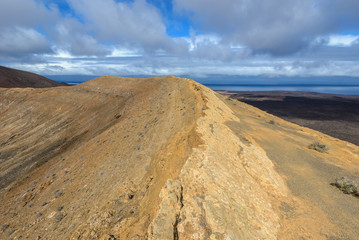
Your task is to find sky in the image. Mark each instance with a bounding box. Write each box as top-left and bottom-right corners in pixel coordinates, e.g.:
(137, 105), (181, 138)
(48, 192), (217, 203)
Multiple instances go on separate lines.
(0, 0), (359, 79)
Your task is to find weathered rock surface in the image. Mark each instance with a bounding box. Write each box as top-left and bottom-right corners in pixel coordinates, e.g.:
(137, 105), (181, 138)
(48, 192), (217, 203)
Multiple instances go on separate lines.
(0, 76), (358, 239)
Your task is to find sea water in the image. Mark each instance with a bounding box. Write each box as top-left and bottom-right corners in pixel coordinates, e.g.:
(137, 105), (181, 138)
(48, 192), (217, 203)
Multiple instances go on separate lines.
(47, 75), (359, 96)
(203, 84), (359, 95)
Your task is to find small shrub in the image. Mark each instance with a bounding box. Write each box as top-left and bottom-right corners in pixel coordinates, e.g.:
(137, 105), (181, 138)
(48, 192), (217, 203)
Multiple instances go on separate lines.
(54, 213), (64, 222)
(54, 189), (63, 198)
(268, 120), (275, 125)
(308, 141), (329, 153)
(6, 229), (15, 237)
(331, 177), (359, 197)
(1, 224), (9, 232)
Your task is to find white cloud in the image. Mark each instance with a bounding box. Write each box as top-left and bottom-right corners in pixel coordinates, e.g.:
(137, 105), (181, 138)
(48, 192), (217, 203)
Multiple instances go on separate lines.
(174, 0), (359, 55)
(175, 0), (322, 55)
(109, 48), (142, 57)
(7, 50), (359, 78)
(52, 18), (111, 57)
(328, 35), (359, 47)
(0, 27), (51, 56)
(1, 0), (359, 79)
(0, 0), (57, 60)
(66, 0), (179, 52)
(0, 0), (59, 28)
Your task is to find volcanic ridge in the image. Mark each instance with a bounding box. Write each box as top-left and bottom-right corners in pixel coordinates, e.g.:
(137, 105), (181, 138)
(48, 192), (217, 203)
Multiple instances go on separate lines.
(0, 76), (358, 239)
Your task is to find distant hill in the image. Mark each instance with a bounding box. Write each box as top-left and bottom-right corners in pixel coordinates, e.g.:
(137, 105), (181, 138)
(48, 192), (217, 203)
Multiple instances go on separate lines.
(0, 66), (68, 88)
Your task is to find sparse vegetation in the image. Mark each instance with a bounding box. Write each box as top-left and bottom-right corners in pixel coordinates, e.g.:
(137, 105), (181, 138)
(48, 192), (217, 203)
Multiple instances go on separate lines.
(268, 120), (275, 125)
(54, 189), (63, 198)
(54, 213), (64, 223)
(1, 224), (9, 232)
(6, 229), (15, 237)
(308, 141), (329, 152)
(331, 177), (359, 197)
(239, 136), (252, 146)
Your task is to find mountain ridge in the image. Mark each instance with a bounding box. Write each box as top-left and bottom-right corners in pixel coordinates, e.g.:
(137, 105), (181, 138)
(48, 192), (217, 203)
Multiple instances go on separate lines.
(0, 76), (358, 239)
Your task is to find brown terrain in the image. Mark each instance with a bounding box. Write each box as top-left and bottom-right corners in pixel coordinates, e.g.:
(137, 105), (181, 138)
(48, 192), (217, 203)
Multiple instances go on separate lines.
(0, 66), (68, 88)
(0, 76), (358, 239)
(219, 91), (359, 146)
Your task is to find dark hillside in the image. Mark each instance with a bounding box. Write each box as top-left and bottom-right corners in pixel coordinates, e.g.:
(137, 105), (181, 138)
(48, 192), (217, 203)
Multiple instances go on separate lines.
(0, 66), (68, 88)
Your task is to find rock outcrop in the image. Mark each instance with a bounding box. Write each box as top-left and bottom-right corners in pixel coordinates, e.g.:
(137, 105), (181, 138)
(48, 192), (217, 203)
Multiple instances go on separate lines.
(0, 76), (358, 239)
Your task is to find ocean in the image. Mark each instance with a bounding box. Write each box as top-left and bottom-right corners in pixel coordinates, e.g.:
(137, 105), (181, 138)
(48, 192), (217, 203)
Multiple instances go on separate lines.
(204, 84), (359, 95)
(47, 75), (359, 96)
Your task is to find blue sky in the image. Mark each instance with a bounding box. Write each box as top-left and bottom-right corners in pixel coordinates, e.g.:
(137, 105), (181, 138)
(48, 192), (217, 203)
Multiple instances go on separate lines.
(0, 0), (359, 78)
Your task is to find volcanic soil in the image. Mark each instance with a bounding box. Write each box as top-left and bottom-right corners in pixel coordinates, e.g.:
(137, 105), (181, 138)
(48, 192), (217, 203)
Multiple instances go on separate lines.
(0, 77), (358, 239)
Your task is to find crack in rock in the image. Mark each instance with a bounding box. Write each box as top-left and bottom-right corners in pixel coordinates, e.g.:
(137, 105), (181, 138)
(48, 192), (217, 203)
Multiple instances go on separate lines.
(147, 179), (183, 240)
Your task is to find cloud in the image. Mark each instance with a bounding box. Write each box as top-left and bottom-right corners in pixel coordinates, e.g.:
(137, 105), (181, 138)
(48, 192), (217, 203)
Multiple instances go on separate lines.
(0, 0), (58, 60)
(0, 0), (59, 28)
(181, 33), (251, 61)
(51, 18), (111, 57)
(174, 0), (359, 55)
(0, 0), (190, 63)
(1, 0), (359, 79)
(0, 27), (52, 57)
(9, 45), (359, 79)
(67, 0), (185, 53)
(328, 35), (359, 47)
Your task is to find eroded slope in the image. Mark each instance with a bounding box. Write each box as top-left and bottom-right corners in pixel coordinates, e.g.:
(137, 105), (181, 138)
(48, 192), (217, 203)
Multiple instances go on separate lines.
(0, 76), (204, 239)
(0, 76), (358, 240)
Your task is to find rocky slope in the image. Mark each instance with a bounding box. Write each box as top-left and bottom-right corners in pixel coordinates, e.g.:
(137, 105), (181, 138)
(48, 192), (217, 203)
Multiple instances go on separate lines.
(0, 66), (67, 88)
(0, 76), (358, 239)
